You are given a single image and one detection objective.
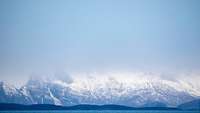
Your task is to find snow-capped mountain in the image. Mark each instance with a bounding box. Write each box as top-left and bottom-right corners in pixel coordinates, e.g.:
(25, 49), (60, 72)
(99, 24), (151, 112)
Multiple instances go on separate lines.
(0, 72), (199, 107)
(0, 81), (32, 104)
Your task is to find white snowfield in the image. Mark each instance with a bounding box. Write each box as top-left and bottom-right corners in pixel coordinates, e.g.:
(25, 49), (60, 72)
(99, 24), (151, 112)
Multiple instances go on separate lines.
(0, 71), (199, 107)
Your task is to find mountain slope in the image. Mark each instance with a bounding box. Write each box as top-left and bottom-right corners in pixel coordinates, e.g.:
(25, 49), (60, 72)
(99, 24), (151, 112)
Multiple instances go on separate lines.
(0, 75), (198, 107)
(178, 99), (200, 110)
(0, 82), (32, 104)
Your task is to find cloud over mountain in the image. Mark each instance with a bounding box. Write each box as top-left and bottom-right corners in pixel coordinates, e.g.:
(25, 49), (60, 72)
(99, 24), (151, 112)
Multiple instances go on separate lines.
(0, 71), (199, 107)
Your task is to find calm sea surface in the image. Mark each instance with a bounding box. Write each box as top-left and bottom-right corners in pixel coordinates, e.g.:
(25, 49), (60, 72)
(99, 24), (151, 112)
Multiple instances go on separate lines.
(0, 110), (199, 113)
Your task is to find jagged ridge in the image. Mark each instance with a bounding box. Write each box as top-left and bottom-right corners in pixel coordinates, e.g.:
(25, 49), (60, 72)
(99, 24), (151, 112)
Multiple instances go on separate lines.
(0, 75), (198, 107)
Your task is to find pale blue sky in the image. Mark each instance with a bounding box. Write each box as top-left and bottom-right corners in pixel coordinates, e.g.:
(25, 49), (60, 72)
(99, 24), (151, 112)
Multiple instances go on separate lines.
(0, 0), (200, 86)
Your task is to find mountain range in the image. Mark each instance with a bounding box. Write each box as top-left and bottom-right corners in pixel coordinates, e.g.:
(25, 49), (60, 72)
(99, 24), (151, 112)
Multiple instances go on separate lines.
(0, 100), (199, 110)
(0, 103), (181, 110)
(0, 74), (199, 108)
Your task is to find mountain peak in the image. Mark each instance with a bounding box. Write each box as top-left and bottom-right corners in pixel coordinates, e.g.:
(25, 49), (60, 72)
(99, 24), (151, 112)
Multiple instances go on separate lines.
(0, 75), (199, 107)
(0, 81), (18, 96)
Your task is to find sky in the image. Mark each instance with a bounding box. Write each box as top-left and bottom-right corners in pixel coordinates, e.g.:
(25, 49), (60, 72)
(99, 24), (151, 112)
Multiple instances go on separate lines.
(0, 0), (200, 87)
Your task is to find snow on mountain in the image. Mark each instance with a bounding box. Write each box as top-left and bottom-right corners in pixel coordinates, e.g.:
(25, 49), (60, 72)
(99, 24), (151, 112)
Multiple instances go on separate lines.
(0, 72), (199, 107)
(0, 81), (18, 96)
(0, 81), (32, 104)
(66, 73), (196, 107)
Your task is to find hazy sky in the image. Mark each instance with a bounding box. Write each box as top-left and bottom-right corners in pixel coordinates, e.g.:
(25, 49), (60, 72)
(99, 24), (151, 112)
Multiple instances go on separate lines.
(0, 0), (200, 87)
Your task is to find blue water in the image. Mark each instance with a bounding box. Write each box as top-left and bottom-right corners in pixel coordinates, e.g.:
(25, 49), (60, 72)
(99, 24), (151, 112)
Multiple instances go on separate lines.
(0, 110), (199, 113)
